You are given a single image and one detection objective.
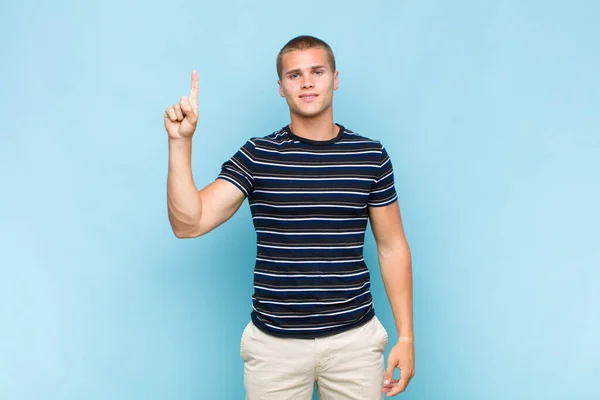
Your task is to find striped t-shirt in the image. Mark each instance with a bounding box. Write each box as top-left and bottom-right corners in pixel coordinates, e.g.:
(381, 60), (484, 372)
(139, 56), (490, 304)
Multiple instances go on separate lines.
(217, 124), (398, 339)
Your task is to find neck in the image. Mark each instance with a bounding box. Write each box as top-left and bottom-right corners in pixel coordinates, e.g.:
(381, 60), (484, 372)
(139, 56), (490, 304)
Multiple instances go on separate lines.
(288, 107), (338, 142)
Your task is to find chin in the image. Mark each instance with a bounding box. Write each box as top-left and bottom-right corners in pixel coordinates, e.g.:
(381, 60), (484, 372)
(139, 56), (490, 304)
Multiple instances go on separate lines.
(292, 109), (325, 119)
(291, 103), (331, 118)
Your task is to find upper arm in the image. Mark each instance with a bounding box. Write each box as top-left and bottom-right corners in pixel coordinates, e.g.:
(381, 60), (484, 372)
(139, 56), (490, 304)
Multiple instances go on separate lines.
(368, 201), (409, 254)
(191, 178), (246, 237)
(367, 142), (409, 255)
(189, 139), (256, 237)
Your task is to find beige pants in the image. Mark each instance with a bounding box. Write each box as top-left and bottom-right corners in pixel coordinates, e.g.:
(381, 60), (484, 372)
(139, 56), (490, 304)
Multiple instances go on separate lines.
(240, 316), (389, 400)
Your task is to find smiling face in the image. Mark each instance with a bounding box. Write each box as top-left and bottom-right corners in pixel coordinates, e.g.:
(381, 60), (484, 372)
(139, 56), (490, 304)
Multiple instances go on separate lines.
(278, 47), (339, 120)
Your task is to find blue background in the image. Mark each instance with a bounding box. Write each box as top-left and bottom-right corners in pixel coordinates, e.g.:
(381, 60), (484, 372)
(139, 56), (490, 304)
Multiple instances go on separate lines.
(1, 0), (598, 399)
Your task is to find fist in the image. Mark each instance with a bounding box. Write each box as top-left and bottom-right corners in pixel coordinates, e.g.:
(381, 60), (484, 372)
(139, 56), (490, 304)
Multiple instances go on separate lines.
(164, 70), (199, 140)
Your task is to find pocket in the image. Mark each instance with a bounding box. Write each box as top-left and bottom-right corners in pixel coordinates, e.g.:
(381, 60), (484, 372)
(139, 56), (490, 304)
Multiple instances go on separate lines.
(373, 316), (389, 350)
(240, 321), (252, 360)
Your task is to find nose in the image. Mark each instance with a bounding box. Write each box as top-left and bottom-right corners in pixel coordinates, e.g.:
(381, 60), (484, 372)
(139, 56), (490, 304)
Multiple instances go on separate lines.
(301, 75), (314, 89)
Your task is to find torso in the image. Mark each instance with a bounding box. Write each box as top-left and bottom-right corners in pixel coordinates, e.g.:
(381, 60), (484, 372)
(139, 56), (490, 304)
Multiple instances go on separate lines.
(219, 124), (397, 338)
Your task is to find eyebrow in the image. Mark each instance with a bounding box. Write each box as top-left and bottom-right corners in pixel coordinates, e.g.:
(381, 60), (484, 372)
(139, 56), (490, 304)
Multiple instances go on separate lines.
(285, 65), (327, 75)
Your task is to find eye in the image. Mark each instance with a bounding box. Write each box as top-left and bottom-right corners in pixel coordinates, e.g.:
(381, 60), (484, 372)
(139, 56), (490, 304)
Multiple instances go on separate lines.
(290, 73), (300, 79)
(313, 70), (323, 75)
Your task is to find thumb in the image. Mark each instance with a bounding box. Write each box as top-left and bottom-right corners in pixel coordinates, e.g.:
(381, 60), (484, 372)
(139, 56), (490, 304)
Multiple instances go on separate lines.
(384, 362), (395, 384)
(180, 96), (198, 126)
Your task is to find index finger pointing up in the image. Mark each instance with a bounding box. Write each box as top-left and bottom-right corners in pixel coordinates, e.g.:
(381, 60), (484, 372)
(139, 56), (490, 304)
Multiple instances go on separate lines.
(190, 69), (199, 114)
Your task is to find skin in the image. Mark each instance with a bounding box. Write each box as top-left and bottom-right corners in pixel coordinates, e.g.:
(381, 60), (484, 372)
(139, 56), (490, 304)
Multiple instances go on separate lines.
(164, 47), (415, 397)
(277, 47), (339, 141)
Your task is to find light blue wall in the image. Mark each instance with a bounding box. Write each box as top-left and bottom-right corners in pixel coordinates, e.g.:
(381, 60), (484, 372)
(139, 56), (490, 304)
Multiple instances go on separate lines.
(1, 1), (598, 399)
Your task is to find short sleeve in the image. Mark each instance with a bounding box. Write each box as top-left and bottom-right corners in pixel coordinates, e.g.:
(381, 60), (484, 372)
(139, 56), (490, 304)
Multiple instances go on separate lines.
(367, 145), (398, 207)
(216, 139), (256, 197)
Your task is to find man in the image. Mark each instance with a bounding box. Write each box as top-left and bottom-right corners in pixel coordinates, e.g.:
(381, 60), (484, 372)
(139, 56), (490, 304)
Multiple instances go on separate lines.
(164, 35), (415, 399)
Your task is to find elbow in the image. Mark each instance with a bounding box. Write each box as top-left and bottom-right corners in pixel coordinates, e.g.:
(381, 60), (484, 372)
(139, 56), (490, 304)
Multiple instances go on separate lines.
(168, 209), (203, 239)
(169, 217), (203, 239)
(172, 225), (204, 239)
(172, 229), (192, 239)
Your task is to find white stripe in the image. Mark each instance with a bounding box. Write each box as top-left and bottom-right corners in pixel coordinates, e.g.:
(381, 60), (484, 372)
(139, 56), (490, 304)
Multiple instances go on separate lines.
(255, 270), (368, 277)
(256, 290), (370, 306)
(229, 158), (253, 180)
(250, 203), (367, 209)
(253, 301), (372, 319)
(270, 131), (287, 139)
(253, 190), (368, 196)
(255, 282), (369, 292)
(260, 320), (349, 331)
(252, 216), (368, 221)
(254, 138), (296, 145)
(218, 176), (248, 196)
(256, 257), (364, 264)
(256, 230), (364, 236)
(255, 175), (373, 182)
(222, 166), (252, 186)
(241, 151), (378, 169)
(257, 244), (363, 250)
(370, 185), (394, 194)
(368, 195), (398, 206)
(335, 140), (379, 145)
(256, 147), (381, 156)
(374, 169), (393, 184)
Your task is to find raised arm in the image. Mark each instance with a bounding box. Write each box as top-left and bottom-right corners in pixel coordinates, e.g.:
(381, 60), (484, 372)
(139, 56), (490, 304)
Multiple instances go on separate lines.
(164, 70), (246, 238)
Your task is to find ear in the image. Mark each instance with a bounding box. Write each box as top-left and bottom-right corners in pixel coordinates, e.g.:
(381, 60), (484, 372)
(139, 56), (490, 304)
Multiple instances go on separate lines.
(278, 79), (285, 98)
(333, 70), (339, 91)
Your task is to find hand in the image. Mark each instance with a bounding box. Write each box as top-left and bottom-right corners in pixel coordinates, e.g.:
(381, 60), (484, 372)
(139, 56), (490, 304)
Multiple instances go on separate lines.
(382, 338), (415, 397)
(164, 70), (199, 140)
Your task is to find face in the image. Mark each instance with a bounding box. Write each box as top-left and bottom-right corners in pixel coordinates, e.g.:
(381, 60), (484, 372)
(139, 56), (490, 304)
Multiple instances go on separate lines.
(278, 47), (339, 119)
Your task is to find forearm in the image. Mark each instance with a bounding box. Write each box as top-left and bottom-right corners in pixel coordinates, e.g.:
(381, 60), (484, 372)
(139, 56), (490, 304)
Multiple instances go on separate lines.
(378, 242), (414, 340)
(167, 138), (202, 237)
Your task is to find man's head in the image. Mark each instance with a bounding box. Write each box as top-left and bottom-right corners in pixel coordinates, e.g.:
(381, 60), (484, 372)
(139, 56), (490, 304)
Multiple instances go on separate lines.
(276, 35), (339, 120)
(276, 35), (336, 80)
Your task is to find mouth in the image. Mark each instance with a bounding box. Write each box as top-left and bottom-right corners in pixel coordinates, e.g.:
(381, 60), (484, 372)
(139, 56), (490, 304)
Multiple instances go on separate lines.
(299, 93), (318, 103)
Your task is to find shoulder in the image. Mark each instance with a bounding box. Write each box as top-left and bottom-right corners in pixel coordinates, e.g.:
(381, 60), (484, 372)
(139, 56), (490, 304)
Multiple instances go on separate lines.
(249, 126), (290, 145)
(339, 126), (385, 152)
(233, 127), (289, 154)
